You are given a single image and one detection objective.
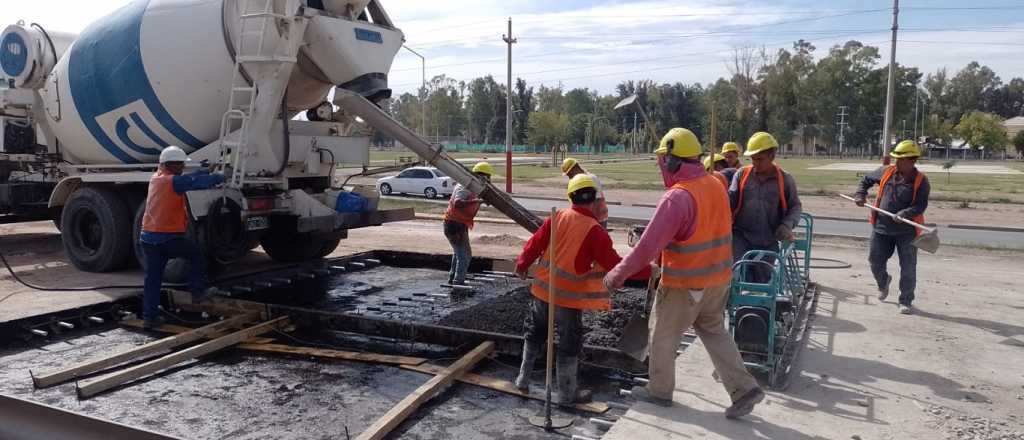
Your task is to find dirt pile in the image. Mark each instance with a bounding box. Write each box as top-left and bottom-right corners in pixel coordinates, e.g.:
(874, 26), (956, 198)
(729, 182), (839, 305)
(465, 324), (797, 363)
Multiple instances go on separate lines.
(472, 234), (526, 247)
(437, 286), (646, 347)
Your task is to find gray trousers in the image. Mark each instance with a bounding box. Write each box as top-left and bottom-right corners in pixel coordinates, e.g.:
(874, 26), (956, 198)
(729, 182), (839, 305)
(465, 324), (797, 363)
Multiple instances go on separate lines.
(522, 297), (584, 358)
(869, 232), (918, 305)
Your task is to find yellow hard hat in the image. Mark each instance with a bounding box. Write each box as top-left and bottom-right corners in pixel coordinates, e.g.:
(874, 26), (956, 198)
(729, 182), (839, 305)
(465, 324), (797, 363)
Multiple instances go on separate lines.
(561, 157), (580, 175)
(721, 142), (741, 155)
(890, 140), (921, 158)
(655, 128), (701, 158)
(744, 132), (779, 156)
(472, 161), (494, 176)
(703, 153), (726, 171)
(566, 174), (597, 199)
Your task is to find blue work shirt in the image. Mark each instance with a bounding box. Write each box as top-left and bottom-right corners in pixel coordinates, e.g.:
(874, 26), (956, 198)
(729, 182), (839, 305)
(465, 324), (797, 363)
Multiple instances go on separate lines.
(140, 169), (225, 245)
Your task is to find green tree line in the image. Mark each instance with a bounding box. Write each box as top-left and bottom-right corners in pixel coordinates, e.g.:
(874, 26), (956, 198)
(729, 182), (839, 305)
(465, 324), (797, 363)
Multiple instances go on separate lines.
(383, 39), (1024, 154)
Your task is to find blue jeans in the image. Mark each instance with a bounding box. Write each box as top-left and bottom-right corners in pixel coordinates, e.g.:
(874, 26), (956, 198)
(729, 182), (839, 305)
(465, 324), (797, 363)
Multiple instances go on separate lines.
(443, 221), (471, 284)
(869, 232), (918, 305)
(141, 237), (207, 321)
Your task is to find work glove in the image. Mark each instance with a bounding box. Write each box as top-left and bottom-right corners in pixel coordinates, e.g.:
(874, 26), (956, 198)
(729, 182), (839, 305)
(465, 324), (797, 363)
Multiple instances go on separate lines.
(854, 197), (866, 207)
(774, 224), (794, 242)
(894, 209), (913, 223)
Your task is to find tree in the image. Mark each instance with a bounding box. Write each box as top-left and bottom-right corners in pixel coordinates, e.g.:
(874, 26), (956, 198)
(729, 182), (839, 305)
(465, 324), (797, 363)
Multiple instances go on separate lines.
(948, 62), (1001, 122)
(512, 78), (534, 144)
(942, 160), (956, 184)
(1014, 130), (1024, 155)
(536, 84), (566, 113)
(955, 111), (1008, 156)
(465, 75), (505, 144)
(527, 112), (569, 148)
(564, 88), (595, 116)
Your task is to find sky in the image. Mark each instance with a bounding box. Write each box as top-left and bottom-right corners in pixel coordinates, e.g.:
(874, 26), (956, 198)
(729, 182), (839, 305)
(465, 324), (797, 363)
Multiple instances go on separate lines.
(8, 0), (1024, 96)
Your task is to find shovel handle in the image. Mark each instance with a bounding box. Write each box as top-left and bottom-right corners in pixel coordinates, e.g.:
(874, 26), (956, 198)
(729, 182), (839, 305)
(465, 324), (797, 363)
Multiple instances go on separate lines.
(838, 193), (933, 232)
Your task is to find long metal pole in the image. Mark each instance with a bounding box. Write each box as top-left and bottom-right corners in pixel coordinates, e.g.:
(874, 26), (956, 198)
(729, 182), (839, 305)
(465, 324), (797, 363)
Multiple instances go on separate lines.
(544, 206), (557, 428)
(503, 18), (517, 193)
(402, 45), (426, 137)
(881, 0), (899, 165)
(914, 87), (920, 140)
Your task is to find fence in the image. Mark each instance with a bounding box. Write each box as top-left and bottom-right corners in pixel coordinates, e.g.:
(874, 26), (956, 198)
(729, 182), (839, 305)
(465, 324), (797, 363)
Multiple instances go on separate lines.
(437, 143), (627, 154)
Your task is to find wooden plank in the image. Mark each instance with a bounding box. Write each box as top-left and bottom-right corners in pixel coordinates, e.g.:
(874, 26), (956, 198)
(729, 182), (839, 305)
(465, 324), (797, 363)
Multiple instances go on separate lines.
(76, 317), (288, 399)
(119, 319), (276, 344)
(237, 343), (426, 366)
(356, 341), (495, 440)
(31, 314), (257, 388)
(400, 363), (608, 414)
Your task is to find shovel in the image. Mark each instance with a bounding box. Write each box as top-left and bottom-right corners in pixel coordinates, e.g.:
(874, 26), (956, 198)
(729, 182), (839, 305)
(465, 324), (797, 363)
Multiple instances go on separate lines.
(617, 274), (658, 361)
(839, 194), (940, 253)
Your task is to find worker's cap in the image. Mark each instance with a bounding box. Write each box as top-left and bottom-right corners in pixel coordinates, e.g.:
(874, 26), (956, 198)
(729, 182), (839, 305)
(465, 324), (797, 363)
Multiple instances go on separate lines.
(744, 132), (779, 157)
(890, 140), (922, 159)
(472, 161), (494, 176)
(655, 128), (701, 158)
(561, 157), (580, 175)
(159, 146), (191, 164)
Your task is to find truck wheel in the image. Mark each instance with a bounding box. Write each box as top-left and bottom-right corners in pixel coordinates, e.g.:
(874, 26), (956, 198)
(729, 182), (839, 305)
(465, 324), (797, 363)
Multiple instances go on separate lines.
(261, 230), (339, 262)
(61, 187), (133, 272)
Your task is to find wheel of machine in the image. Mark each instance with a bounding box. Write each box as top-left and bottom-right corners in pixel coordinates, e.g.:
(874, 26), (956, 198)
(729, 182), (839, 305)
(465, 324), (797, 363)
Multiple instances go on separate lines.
(424, 187), (437, 199)
(61, 187), (133, 272)
(132, 200), (197, 284)
(379, 183), (392, 195)
(260, 218), (340, 262)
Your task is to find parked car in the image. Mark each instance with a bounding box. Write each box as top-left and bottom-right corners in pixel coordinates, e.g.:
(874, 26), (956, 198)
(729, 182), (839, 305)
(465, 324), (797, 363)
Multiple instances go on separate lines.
(377, 167), (454, 199)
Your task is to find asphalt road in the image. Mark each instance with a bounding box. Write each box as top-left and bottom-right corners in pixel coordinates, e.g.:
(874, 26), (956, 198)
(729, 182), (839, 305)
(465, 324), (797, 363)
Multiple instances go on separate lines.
(388, 195), (1024, 250)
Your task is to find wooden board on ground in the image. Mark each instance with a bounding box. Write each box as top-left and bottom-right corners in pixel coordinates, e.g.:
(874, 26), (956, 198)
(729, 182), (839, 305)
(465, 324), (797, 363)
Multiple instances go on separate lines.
(356, 341), (496, 440)
(31, 314), (257, 388)
(237, 343), (426, 366)
(400, 362), (608, 414)
(76, 317), (288, 399)
(119, 319), (276, 344)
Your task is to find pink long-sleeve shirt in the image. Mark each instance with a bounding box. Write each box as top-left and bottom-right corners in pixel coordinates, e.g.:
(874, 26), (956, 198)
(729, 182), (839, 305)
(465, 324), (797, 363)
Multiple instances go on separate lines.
(604, 161), (706, 288)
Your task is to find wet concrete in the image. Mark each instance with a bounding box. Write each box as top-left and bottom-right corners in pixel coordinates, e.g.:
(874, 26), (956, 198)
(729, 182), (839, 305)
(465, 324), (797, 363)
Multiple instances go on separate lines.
(0, 264), (637, 439)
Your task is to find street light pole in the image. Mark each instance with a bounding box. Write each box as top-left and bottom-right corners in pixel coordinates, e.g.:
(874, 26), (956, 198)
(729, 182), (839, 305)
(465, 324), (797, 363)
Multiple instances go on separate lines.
(402, 45), (426, 138)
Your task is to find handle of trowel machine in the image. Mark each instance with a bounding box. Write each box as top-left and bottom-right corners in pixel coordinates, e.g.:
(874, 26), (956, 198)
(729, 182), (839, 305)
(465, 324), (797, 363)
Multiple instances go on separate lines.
(838, 194), (935, 233)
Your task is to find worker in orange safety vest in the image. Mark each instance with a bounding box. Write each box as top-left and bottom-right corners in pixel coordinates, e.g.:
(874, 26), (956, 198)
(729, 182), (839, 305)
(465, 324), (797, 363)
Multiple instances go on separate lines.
(442, 162), (492, 285)
(561, 157), (609, 227)
(513, 174), (650, 404)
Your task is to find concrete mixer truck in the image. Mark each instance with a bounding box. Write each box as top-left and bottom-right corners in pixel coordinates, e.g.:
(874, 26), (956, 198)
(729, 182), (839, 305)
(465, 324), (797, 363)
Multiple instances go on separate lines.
(0, 0), (542, 276)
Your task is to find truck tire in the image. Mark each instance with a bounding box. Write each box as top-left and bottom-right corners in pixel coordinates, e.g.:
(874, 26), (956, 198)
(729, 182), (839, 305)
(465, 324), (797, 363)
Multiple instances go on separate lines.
(61, 187), (133, 272)
(261, 230), (340, 262)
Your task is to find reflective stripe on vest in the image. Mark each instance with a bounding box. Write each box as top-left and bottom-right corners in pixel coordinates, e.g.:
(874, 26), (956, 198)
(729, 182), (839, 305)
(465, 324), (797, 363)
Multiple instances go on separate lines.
(529, 209), (611, 311)
(870, 166), (926, 236)
(661, 174), (733, 289)
(732, 165), (787, 216)
(141, 170), (187, 234)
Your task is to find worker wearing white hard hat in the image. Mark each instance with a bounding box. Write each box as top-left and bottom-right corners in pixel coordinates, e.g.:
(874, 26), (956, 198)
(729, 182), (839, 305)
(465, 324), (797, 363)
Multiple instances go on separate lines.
(139, 146), (226, 329)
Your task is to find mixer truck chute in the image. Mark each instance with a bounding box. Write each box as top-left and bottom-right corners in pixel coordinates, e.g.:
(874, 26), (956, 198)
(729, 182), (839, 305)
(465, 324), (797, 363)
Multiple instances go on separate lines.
(0, 0), (541, 278)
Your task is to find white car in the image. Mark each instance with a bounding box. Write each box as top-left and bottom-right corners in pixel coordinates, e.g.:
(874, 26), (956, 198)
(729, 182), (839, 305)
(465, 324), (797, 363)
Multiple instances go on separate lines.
(377, 167), (454, 199)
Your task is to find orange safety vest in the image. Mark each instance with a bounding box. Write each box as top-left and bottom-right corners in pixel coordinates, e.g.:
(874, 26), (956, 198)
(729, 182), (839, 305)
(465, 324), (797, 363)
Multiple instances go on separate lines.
(732, 164), (788, 217)
(142, 169), (188, 234)
(870, 166), (926, 236)
(661, 174), (733, 289)
(712, 171), (728, 188)
(443, 189), (481, 229)
(529, 209), (611, 311)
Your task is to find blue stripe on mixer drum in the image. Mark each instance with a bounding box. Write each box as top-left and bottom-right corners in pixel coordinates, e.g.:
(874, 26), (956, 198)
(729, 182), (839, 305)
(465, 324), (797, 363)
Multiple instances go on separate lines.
(67, 0), (203, 163)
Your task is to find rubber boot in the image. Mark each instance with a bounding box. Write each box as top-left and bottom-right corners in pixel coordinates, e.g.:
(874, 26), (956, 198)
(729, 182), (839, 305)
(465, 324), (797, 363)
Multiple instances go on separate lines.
(555, 356), (592, 404)
(514, 343), (539, 392)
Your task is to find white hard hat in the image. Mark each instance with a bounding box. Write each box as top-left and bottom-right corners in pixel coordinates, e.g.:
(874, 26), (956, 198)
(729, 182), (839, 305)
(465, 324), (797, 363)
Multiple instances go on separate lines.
(159, 146), (190, 164)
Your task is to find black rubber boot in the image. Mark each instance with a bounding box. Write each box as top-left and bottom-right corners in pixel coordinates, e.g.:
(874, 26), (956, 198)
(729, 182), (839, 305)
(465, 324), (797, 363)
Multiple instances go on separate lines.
(556, 356), (592, 404)
(514, 343), (539, 392)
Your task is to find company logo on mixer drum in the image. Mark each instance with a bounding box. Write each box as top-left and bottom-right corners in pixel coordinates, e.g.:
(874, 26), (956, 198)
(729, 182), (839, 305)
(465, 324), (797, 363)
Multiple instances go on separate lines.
(94, 100), (174, 157)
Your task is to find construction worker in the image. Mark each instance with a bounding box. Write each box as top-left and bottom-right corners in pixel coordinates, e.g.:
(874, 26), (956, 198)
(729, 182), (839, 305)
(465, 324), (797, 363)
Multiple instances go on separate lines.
(140, 146), (225, 329)
(720, 141), (742, 184)
(561, 158), (609, 227)
(604, 128), (764, 419)
(729, 132), (802, 282)
(852, 140), (930, 314)
(442, 162), (492, 285)
(703, 153), (730, 188)
(513, 174), (650, 404)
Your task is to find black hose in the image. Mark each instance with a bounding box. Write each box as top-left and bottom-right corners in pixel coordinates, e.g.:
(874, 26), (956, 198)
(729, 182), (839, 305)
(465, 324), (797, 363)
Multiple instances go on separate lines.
(0, 249), (146, 291)
(275, 90), (291, 176)
(807, 257), (853, 270)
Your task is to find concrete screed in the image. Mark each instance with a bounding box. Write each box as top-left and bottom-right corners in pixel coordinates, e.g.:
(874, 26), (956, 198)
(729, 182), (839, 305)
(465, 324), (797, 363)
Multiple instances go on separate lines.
(1, 220), (1023, 439)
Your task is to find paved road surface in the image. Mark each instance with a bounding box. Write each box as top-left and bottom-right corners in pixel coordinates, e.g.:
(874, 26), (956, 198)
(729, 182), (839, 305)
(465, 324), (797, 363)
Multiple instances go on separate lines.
(387, 195), (1024, 249)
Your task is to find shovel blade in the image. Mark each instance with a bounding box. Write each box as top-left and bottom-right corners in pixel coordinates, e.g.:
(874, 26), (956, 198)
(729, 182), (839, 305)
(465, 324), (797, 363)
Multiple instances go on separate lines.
(912, 230), (940, 254)
(617, 313), (650, 361)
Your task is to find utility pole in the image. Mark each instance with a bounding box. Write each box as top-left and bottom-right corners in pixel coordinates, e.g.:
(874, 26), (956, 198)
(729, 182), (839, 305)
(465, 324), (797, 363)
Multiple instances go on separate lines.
(502, 17), (517, 193)
(881, 0), (899, 165)
(913, 87), (920, 141)
(837, 106), (849, 157)
(632, 113), (638, 155)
